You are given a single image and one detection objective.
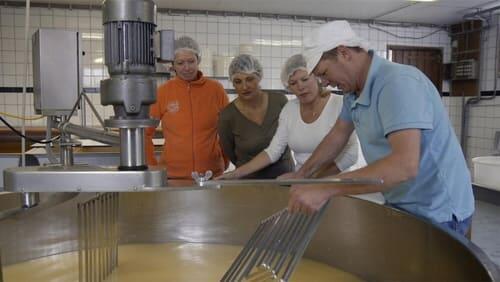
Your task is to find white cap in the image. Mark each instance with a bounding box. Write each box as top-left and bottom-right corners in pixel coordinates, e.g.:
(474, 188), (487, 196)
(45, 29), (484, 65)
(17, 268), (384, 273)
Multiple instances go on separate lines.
(303, 20), (370, 74)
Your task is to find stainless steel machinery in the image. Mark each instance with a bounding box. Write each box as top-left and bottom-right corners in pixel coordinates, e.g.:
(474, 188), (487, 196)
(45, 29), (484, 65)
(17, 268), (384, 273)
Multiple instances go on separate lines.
(100, 0), (158, 171)
(2, 0), (169, 193)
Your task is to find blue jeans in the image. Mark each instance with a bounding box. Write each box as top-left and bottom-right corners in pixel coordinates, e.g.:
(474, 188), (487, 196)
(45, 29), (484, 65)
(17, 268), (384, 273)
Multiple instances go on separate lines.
(437, 214), (472, 237)
(386, 203), (472, 238)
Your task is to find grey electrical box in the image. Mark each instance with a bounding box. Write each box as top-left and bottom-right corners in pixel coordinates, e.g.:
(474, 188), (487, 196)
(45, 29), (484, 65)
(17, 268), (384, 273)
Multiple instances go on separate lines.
(155, 29), (175, 62)
(32, 29), (81, 116)
(452, 59), (477, 80)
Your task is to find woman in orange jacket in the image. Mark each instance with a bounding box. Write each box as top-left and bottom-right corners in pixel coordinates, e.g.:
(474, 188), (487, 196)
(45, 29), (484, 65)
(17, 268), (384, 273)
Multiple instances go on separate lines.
(145, 36), (229, 179)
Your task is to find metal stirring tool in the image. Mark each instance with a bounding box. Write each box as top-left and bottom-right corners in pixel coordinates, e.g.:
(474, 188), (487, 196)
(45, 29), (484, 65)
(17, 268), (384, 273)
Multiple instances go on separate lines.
(192, 174), (383, 282)
(221, 203), (329, 282)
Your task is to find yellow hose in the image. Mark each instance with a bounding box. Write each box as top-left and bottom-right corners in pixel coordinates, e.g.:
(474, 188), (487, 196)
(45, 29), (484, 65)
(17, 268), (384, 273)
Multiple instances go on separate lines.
(0, 112), (45, 120)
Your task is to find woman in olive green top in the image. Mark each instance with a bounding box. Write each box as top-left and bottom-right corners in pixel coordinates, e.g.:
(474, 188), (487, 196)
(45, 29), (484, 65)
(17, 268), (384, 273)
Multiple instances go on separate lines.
(218, 54), (294, 179)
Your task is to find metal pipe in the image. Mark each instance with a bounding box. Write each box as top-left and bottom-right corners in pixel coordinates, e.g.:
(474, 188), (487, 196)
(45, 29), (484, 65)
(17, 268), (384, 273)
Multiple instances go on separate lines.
(0, 193), (79, 221)
(85, 202), (91, 282)
(45, 117), (59, 164)
(59, 129), (74, 166)
(259, 213), (293, 267)
(78, 202), (83, 282)
(119, 128), (146, 170)
(58, 121), (120, 146)
(20, 192), (39, 208)
(372, 2), (417, 20)
(113, 193), (118, 268)
(80, 91), (87, 127)
(282, 204), (328, 281)
(273, 214), (308, 275)
(460, 15), (498, 158)
(240, 212), (286, 280)
(464, 5), (500, 19)
(60, 147), (74, 166)
(20, 0), (31, 169)
(221, 222), (267, 281)
(99, 196), (105, 281)
(105, 194), (111, 276)
(197, 177), (384, 188)
(90, 198), (96, 282)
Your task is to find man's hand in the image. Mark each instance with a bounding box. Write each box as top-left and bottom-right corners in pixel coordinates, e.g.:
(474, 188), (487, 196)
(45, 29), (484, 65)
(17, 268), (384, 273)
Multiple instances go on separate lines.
(215, 170), (242, 180)
(277, 171), (303, 180)
(288, 184), (334, 214)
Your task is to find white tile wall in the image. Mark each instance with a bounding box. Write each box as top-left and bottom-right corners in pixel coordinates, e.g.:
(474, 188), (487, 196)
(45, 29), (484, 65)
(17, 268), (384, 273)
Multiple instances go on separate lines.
(442, 94), (500, 168)
(2, 4), (500, 172)
(1, 6), (452, 92)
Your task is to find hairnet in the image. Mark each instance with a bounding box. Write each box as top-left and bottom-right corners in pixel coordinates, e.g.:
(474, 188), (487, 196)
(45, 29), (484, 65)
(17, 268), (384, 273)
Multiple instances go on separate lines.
(303, 20), (370, 74)
(228, 54), (263, 81)
(281, 54), (308, 88)
(174, 36), (201, 61)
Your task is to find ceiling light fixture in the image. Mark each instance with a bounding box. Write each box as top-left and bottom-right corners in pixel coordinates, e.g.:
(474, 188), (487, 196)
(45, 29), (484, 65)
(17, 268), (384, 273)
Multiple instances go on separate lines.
(253, 39), (302, 47)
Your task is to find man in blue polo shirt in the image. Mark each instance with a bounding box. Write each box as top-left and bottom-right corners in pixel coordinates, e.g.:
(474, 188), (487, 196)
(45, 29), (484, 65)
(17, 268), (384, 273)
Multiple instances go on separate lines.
(286, 20), (474, 237)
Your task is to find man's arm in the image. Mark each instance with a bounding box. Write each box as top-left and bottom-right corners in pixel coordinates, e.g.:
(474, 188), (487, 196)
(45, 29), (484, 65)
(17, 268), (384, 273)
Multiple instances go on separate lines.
(295, 119), (354, 178)
(289, 128), (421, 214)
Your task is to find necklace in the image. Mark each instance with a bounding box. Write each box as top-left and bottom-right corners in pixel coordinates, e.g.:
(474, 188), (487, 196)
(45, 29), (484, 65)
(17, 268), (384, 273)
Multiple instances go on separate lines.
(301, 95), (329, 121)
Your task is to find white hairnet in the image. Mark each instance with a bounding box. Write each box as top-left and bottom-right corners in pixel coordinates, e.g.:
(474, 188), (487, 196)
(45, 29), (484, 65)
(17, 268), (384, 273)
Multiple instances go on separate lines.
(281, 54), (308, 88)
(228, 54), (263, 81)
(303, 20), (370, 74)
(174, 36), (201, 61)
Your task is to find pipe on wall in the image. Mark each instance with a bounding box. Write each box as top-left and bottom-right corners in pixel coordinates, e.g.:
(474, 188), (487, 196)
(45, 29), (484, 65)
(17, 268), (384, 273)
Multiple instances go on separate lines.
(460, 15), (499, 158)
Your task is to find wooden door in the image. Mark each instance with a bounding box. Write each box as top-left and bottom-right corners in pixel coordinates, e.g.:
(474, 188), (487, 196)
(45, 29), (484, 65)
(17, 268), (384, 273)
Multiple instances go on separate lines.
(388, 46), (443, 94)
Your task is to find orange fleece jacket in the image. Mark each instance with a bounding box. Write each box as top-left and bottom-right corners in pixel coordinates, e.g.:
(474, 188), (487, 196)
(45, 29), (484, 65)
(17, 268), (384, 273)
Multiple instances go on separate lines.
(145, 72), (229, 179)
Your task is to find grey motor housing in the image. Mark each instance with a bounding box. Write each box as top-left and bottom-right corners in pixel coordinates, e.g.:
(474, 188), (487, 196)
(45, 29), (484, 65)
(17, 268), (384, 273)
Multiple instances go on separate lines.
(100, 0), (159, 170)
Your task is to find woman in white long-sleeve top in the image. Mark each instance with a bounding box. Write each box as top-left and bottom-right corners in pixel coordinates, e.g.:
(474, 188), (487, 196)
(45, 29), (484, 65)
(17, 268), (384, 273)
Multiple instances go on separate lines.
(216, 54), (362, 180)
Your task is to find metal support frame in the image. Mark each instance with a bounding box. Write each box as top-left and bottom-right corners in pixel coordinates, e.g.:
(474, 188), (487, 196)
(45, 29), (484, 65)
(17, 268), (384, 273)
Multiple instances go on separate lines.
(56, 121), (120, 146)
(3, 165), (167, 192)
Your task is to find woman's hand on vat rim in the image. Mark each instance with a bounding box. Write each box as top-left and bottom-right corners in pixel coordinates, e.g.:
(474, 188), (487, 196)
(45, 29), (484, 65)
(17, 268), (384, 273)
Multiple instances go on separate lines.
(277, 171), (303, 180)
(287, 184), (334, 214)
(215, 169), (242, 180)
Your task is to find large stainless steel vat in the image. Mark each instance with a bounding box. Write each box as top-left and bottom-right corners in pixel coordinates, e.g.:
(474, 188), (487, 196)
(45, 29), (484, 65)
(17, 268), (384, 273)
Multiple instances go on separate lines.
(0, 185), (499, 281)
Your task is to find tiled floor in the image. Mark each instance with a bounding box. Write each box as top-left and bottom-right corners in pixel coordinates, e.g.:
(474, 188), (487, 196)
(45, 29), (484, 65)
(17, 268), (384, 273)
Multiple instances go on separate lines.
(472, 200), (500, 267)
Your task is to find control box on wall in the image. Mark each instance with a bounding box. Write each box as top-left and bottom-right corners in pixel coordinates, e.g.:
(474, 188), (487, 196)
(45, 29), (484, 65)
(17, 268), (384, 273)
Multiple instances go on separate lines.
(32, 29), (82, 116)
(452, 59), (478, 80)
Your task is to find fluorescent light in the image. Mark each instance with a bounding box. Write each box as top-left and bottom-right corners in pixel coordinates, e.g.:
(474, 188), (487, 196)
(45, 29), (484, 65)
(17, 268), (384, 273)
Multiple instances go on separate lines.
(253, 39), (302, 47)
(93, 57), (103, 63)
(82, 32), (103, 40)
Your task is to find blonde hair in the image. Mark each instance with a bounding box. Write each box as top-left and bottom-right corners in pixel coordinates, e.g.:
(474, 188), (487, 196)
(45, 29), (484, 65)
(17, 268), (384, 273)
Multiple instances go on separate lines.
(319, 88), (330, 98)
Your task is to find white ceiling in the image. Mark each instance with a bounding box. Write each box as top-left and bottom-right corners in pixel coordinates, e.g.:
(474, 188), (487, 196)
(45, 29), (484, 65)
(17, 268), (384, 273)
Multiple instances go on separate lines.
(31, 0), (500, 25)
